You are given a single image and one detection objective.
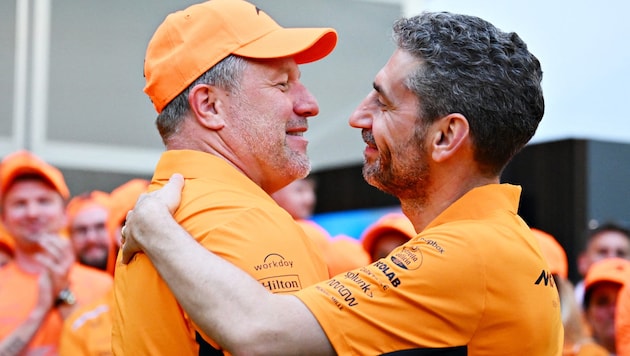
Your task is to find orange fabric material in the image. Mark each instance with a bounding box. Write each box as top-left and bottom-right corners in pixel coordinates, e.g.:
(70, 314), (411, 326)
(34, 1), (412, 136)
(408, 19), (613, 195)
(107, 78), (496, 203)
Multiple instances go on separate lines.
(60, 290), (114, 356)
(0, 150), (69, 200)
(143, 0), (337, 113)
(563, 341), (609, 356)
(296, 184), (564, 355)
(532, 228), (569, 279)
(112, 150), (328, 355)
(326, 235), (370, 277)
(617, 281), (630, 356)
(296, 220), (370, 278)
(360, 212), (416, 257)
(0, 262), (113, 354)
(296, 219), (331, 256)
(105, 179), (149, 275)
(108, 179), (150, 228)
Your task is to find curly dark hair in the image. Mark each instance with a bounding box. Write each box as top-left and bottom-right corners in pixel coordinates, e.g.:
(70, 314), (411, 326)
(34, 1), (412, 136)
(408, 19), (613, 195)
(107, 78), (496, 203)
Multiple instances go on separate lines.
(393, 12), (544, 175)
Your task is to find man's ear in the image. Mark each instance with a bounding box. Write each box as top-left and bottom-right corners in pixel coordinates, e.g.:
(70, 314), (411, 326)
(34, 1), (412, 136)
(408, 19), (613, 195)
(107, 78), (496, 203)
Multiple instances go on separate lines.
(188, 84), (226, 130)
(430, 113), (470, 162)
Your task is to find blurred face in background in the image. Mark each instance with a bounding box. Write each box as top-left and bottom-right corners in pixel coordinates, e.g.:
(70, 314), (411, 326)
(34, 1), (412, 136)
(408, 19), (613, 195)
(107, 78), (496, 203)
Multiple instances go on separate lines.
(370, 231), (411, 262)
(1, 178), (67, 253)
(579, 230), (630, 277)
(584, 281), (621, 353)
(271, 178), (317, 220)
(70, 205), (111, 270)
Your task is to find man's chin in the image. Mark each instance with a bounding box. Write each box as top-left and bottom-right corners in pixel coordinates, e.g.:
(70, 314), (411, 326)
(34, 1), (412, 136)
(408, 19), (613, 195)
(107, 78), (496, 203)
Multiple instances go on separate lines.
(80, 254), (109, 270)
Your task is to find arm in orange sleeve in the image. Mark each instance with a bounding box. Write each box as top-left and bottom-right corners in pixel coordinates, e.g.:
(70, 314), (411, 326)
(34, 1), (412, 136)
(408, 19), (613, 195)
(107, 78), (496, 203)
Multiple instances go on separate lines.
(0, 273), (54, 356)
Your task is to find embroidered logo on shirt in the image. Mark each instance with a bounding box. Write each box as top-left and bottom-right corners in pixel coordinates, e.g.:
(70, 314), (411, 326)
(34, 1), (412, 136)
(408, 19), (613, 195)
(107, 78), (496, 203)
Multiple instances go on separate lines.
(254, 253), (294, 271)
(259, 275), (302, 293)
(389, 245), (423, 270)
(534, 270), (556, 288)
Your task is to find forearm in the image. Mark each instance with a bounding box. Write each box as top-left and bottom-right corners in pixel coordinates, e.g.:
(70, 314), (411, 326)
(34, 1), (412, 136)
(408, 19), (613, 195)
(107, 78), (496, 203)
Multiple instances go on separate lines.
(0, 302), (50, 356)
(139, 217), (333, 355)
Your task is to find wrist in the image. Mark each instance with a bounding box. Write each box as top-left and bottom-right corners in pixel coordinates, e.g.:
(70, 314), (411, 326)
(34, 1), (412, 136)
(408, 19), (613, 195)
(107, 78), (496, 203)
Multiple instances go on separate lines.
(54, 288), (76, 307)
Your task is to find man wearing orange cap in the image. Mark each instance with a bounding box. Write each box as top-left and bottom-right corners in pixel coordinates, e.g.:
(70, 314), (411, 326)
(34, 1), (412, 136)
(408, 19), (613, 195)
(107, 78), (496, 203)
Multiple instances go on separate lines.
(361, 212), (416, 262)
(582, 258), (630, 354)
(59, 178), (148, 356)
(120, 10), (563, 355)
(66, 191), (112, 272)
(0, 150), (112, 355)
(111, 0), (337, 354)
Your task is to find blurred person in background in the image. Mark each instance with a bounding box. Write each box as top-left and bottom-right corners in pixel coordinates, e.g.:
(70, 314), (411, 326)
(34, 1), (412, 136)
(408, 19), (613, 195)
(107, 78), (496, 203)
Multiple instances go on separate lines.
(66, 191), (112, 272)
(0, 150), (112, 355)
(575, 222), (630, 305)
(582, 257), (630, 354)
(361, 212), (416, 262)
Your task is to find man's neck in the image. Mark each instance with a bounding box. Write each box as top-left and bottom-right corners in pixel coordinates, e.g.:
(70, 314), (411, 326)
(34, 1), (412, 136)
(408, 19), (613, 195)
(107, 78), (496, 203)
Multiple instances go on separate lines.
(401, 175), (499, 233)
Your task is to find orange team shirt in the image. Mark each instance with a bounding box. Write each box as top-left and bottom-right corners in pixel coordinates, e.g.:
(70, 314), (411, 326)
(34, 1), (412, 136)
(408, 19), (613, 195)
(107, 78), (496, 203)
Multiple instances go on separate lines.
(112, 150), (328, 355)
(59, 290), (114, 356)
(0, 262), (113, 355)
(618, 282), (630, 356)
(295, 184), (564, 355)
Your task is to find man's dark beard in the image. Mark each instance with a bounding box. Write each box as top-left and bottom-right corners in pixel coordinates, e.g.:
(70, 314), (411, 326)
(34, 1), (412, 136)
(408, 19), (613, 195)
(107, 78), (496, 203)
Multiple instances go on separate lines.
(79, 253), (109, 271)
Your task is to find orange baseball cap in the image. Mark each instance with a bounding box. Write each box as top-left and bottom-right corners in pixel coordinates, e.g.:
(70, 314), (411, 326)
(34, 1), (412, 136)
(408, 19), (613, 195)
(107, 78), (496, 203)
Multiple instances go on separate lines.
(0, 150), (70, 200)
(361, 213), (416, 256)
(531, 228), (569, 279)
(66, 191), (111, 226)
(144, 0), (338, 113)
(584, 257), (630, 292)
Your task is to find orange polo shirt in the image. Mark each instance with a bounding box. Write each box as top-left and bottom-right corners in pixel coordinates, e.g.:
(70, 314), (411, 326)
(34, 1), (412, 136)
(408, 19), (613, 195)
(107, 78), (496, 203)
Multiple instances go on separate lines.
(59, 290), (113, 356)
(0, 261), (113, 355)
(295, 184), (564, 355)
(112, 150), (328, 355)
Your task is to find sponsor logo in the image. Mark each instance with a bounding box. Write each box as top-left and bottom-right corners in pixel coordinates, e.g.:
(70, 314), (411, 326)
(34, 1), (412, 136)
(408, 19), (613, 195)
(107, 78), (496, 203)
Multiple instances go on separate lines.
(374, 261), (401, 287)
(534, 270), (556, 288)
(259, 274), (302, 293)
(420, 237), (445, 254)
(254, 253), (294, 271)
(389, 245), (423, 270)
(344, 271), (373, 297)
(326, 279), (359, 307)
(359, 265), (390, 291)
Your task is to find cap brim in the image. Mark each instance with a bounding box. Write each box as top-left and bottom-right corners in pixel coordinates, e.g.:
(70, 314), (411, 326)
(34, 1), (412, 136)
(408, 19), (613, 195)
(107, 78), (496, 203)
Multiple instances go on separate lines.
(234, 28), (337, 64)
